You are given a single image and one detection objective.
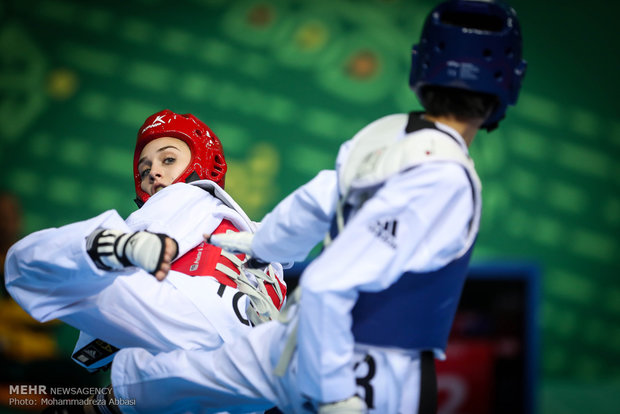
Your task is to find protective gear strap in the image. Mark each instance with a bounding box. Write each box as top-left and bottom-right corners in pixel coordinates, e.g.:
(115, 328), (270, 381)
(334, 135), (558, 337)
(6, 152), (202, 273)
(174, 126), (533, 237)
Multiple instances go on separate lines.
(216, 250), (283, 325)
(273, 287), (302, 377)
(172, 219), (287, 316)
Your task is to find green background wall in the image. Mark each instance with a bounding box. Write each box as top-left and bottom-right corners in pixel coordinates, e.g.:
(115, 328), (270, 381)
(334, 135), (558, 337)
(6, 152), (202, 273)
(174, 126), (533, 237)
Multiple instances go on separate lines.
(1, 0), (618, 412)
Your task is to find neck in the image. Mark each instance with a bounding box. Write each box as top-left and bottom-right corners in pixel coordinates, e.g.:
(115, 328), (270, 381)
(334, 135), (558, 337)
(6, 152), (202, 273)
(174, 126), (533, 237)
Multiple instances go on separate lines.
(422, 114), (484, 147)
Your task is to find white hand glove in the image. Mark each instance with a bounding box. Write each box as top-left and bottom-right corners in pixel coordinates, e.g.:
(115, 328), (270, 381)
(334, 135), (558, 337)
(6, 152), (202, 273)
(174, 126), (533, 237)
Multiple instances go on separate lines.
(208, 231), (255, 256)
(318, 396), (367, 414)
(87, 229), (178, 275)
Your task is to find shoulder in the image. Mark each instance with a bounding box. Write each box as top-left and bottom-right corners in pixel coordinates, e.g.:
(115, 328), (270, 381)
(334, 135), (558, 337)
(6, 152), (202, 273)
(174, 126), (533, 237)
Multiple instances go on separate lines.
(336, 113), (409, 171)
(386, 162), (473, 197)
(350, 113), (409, 145)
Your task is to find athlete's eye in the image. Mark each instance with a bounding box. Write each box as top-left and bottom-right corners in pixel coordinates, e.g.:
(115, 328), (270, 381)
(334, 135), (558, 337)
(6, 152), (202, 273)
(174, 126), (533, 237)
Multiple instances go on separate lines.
(163, 157), (176, 165)
(140, 168), (151, 180)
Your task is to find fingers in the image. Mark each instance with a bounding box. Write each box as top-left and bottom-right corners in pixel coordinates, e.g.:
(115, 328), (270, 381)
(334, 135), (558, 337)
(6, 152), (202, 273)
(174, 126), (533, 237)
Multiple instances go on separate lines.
(153, 237), (177, 281)
(154, 264), (169, 281)
(207, 231), (254, 255)
(165, 237), (178, 259)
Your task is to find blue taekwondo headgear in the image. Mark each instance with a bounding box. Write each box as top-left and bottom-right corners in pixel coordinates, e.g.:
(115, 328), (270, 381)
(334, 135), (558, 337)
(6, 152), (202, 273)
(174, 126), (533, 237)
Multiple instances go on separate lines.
(409, 0), (527, 131)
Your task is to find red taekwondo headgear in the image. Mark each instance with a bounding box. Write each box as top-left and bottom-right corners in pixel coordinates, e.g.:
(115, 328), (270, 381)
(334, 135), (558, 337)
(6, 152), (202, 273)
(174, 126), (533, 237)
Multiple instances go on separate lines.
(133, 109), (227, 206)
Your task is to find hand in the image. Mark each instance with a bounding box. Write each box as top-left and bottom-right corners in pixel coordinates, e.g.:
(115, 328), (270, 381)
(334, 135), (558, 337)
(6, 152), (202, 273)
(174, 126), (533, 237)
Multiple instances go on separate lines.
(206, 231), (255, 256)
(152, 236), (178, 281)
(87, 229), (179, 281)
(123, 232), (179, 281)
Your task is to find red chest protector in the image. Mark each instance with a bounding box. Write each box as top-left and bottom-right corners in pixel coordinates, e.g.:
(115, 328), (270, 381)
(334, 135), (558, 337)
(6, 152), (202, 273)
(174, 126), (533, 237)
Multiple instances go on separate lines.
(171, 220), (286, 310)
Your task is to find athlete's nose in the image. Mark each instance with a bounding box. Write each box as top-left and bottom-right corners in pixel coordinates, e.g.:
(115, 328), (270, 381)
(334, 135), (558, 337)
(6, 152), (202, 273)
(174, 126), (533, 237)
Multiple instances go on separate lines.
(148, 164), (164, 180)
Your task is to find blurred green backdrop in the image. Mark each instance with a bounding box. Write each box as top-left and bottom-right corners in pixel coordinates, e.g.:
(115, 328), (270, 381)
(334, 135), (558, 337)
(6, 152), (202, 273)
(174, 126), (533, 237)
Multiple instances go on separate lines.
(0, 0), (618, 412)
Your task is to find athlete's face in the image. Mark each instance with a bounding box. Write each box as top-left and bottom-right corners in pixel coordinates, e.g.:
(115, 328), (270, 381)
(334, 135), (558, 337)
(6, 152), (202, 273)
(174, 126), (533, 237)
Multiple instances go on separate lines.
(138, 137), (191, 196)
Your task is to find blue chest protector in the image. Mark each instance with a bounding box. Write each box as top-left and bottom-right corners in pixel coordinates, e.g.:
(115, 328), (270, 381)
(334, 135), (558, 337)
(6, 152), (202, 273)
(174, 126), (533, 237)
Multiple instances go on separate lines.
(330, 112), (479, 353)
(350, 244), (474, 351)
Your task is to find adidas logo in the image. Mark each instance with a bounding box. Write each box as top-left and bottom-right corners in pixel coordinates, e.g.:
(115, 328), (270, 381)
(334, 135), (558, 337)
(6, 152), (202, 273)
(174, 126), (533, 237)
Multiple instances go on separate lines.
(83, 348), (98, 359)
(368, 219), (398, 248)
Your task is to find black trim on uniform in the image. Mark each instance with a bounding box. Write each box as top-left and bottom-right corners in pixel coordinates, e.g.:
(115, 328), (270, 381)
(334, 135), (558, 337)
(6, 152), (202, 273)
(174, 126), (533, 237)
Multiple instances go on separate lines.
(406, 111), (461, 145)
(185, 171), (201, 183)
(405, 111), (436, 134)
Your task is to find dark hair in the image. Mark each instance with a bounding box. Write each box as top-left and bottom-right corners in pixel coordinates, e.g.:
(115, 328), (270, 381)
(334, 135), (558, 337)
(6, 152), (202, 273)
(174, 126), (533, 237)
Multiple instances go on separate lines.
(419, 85), (500, 121)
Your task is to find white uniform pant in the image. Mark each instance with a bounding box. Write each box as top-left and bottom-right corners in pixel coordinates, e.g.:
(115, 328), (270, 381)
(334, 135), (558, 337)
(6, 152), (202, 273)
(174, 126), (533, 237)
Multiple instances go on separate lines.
(112, 309), (423, 414)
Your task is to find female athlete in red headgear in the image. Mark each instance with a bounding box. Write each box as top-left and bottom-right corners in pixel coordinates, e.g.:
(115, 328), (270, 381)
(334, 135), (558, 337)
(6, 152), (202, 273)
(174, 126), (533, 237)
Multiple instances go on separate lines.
(4, 109), (286, 403)
(133, 110), (227, 207)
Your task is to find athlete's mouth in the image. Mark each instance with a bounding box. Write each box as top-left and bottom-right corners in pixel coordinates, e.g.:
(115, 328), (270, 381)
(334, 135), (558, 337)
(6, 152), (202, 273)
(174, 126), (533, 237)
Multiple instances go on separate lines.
(153, 185), (166, 194)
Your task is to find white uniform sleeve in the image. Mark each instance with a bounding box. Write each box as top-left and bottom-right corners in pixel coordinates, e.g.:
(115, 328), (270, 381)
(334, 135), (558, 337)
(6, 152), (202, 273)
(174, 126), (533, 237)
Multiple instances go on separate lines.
(5, 210), (129, 322)
(4, 183), (253, 352)
(296, 162), (475, 403)
(4, 211), (227, 351)
(4, 183), (225, 323)
(252, 170), (338, 262)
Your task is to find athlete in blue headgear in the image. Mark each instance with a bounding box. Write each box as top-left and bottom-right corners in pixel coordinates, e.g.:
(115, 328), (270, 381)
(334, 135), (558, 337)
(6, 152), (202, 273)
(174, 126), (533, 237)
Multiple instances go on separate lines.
(109, 1), (527, 413)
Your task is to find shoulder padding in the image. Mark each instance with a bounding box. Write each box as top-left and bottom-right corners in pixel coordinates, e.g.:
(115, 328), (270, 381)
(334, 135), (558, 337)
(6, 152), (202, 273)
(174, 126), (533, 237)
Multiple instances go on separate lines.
(339, 114), (480, 194)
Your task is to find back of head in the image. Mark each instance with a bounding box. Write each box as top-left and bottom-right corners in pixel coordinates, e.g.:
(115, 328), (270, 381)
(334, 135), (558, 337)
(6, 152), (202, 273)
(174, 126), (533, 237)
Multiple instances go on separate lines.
(133, 109), (227, 206)
(409, 0), (527, 131)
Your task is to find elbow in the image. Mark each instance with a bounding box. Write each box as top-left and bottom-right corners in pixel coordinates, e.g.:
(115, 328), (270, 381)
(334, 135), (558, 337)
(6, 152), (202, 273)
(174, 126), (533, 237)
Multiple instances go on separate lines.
(3, 287), (50, 323)
(4, 251), (54, 323)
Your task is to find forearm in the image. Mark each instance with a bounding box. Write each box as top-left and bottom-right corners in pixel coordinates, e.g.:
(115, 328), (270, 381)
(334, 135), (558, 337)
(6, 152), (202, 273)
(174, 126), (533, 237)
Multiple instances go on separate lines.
(253, 170), (338, 262)
(4, 210), (128, 322)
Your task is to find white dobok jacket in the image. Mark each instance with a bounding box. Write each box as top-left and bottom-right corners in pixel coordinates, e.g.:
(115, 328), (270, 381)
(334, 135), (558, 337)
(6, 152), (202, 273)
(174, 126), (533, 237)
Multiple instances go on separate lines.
(5, 181), (284, 370)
